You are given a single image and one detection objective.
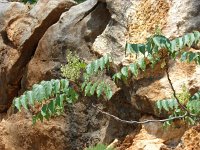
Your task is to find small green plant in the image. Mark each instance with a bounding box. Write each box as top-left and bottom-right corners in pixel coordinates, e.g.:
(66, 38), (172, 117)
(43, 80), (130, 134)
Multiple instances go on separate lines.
(81, 54), (113, 100)
(13, 79), (78, 124)
(61, 51), (86, 82)
(13, 30), (200, 126)
(177, 84), (191, 105)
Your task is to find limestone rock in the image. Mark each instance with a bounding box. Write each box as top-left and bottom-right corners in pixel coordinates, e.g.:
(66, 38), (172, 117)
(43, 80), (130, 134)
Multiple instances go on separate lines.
(120, 116), (187, 150)
(0, 0), (75, 112)
(0, 1), (28, 112)
(23, 0), (111, 89)
(130, 61), (200, 116)
(93, 0), (132, 66)
(103, 0), (200, 116)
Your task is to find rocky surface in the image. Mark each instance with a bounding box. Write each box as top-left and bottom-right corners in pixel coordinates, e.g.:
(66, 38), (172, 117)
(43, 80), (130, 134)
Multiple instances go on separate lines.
(23, 0), (111, 90)
(0, 1), (28, 112)
(176, 125), (200, 150)
(0, 0), (75, 112)
(0, 0), (200, 149)
(118, 116), (187, 150)
(0, 95), (140, 150)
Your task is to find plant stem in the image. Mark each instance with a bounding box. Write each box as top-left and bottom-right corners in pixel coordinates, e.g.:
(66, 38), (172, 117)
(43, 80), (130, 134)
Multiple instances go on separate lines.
(92, 104), (187, 124)
(165, 59), (193, 116)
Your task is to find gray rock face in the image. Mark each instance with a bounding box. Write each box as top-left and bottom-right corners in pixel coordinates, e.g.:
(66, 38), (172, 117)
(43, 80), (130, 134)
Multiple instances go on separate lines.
(164, 0), (200, 37)
(23, 0), (111, 89)
(93, 0), (132, 66)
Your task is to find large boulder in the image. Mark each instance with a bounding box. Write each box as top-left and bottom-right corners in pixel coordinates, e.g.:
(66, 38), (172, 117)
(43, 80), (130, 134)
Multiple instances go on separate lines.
(0, 1), (28, 112)
(23, 0), (111, 89)
(0, 0), (75, 112)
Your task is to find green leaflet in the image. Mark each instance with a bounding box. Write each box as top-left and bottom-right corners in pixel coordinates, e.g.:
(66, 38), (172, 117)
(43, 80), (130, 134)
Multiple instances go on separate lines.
(60, 79), (69, 92)
(156, 99), (178, 112)
(90, 82), (98, 95)
(129, 63), (138, 77)
(49, 100), (56, 114)
(183, 34), (190, 46)
(94, 60), (99, 73)
(81, 81), (87, 91)
(190, 91), (200, 101)
(86, 63), (93, 75)
(85, 82), (92, 96)
(146, 41), (153, 54)
(105, 85), (113, 100)
(138, 58), (146, 71)
(53, 79), (61, 94)
(170, 39), (177, 53)
(86, 54), (111, 75)
(181, 52), (189, 62)
(194, 31), (200, 44)
(126, 43), (139, 54)
(112, 72), (122, 81)
(189, 52), (196, 62)
(26, 91), (34, 106)
(138, 44), (146, 55)
(187, 100), (200, 114)
(20, 95), (28, 110)
(99, 57), (105, 71)
(156, 100), (162, 112)
(96, 82), (104, 98)
(177, 37), (184, 49)
(121, 66), (129, 77)
(14, 98), (21, 111)
(32, 84), (44, 102)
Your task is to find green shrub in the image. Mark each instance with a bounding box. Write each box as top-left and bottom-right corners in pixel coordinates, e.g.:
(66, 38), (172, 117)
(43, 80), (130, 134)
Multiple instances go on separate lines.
(61, 51), (86, 82)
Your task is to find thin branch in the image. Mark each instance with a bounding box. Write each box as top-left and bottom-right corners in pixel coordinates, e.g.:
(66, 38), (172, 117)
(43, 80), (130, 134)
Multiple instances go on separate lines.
(165, 59), (194, 116)
(92, 104), (187, 124)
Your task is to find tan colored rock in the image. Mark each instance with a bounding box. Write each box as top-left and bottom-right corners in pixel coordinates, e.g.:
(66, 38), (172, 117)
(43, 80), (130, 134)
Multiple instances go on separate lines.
(130, 60), (199, 115)
(0, 1), (28, 112)
(176, 125), (200, 150)
(6, 0), (75, 47)
(0, 0), (75, 112)
(92, 0), (200, 116)
(0, 100), (109, 150)
(121, 116), (187, 150)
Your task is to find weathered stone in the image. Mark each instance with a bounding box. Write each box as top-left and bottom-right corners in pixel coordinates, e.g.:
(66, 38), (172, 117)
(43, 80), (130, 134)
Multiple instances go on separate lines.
(119, 115), (186, 150)
(164, 0), (200, 38)
(129, 61), (200, 116)
(93, 0), (200, 116)
(93, 0), (132, 66)
(23, 0), (111, 89)
(176, 125), (200, 150)
(0, 1), (28, 112)
(0, 0), (75, 112)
